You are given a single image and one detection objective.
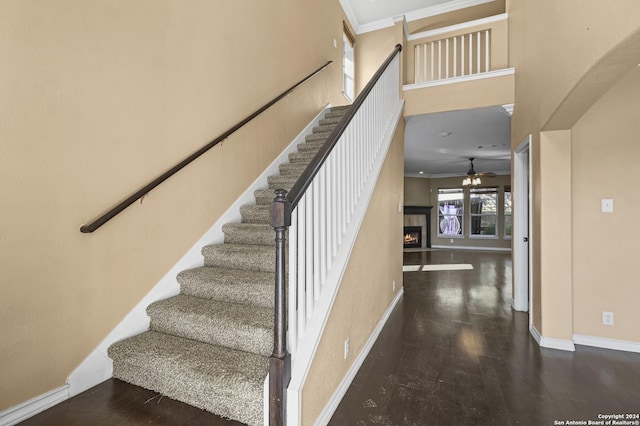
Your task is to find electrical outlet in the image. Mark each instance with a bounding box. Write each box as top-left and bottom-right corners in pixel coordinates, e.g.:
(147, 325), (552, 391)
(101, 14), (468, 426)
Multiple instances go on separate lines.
(392, 280), (396, 291)
(450, 239), (454, 243)
(602, 311), (614, 326)
(344, 338), (350, 359)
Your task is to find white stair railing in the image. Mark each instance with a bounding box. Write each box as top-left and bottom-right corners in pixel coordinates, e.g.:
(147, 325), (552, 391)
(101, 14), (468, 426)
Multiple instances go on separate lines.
(414, 29), (491, 83)
(268, 45), (404, 426)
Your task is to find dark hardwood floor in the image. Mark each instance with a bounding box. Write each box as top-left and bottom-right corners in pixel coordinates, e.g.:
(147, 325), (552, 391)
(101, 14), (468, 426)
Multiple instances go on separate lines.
(329, 250), (640, 425)
(19, 250), (640, 425)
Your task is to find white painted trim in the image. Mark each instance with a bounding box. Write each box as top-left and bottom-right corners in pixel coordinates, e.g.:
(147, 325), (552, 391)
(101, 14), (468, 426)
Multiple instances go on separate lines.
(0, 386), (69, 426)
(287, 100), (405, 426)
(431, 245), (511, 252)
(314, 289), (404, 426)
(573, 334), (640, 354)
(405, 0), (495, 25)
(66, 106), (332, 400)
(529, 324), (542, 345)
(337, 0), (359, 35)
(513, 136), (531, 314)
(358, 17), (397, 35)
(403, 68), (515, 91)
(353, 0), (497, 35)
(530, 325), (575, 352)
(407, 13), (507, 41)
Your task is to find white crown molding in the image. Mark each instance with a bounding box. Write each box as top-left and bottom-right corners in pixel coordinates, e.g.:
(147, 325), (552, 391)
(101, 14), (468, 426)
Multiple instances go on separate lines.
(358, 17), (397, 34)
(403, 67), (515, 91)
(0, 386), (69, 426)
(407, 12), (507, 41)
(338, 0), (360, 34)
(573, 334), (640, 353)
(405, 0), (496, 24)
(501, 103), (514, 116)
(352, 0), (500, 35)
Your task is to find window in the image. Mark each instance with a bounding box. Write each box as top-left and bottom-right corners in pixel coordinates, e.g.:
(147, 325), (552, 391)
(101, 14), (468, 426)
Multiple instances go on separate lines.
(504, 186), (512, 238)
(470, 187), (497, 237)
(342, 24), (355, 102)
(438, 188), (464, 236)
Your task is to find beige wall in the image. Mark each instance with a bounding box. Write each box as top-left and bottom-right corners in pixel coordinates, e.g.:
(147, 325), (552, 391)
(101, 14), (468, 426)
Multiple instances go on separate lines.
(508, 1), (640, 341)
(407, 0), (505, 33)
(571, 66), (640, 342)
(0, 1), (348, 411)
(403, 73), (514, 117)
(355, 26), (398, 95)
(404, 175), (512, 250)
(302, 119), (404, 424)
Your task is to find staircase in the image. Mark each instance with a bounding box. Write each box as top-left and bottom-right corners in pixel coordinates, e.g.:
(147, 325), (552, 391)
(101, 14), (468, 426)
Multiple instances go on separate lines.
(108, 106), (349, 426)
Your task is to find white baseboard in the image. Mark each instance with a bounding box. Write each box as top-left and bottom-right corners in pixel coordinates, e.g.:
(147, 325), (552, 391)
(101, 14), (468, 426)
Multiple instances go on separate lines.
(573, 334), (640, 353)
(314, 288), (404, 426)
(64, 106), (332, 401)
(529, 324), (575, 352)
(0, 386), (69, 426)
(431, 245), (511, 252)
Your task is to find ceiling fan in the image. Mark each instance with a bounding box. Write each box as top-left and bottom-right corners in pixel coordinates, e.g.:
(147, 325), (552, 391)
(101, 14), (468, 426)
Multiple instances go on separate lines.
(462, 157), (496, 186)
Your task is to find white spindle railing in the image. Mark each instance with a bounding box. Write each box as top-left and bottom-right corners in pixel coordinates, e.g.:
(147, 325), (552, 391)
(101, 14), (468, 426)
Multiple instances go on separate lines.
(414, 29), (491, 83)
(281, 50), (403, 425)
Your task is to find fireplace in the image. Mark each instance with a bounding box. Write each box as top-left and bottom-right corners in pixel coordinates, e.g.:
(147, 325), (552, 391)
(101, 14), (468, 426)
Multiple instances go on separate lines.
(403, 226), (422, 248)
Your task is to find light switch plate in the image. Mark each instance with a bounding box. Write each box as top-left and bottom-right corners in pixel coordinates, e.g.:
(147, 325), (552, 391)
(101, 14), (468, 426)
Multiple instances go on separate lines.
(601, 199), (614, 213)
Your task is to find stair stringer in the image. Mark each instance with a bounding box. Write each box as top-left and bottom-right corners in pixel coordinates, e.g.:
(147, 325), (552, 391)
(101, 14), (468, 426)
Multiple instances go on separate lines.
(66, 105), (332, 399)
(286, 100), (405, 426)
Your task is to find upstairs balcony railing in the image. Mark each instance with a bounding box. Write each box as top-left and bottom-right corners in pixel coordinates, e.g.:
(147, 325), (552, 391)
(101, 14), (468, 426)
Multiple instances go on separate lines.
(405, 13), (508, 86)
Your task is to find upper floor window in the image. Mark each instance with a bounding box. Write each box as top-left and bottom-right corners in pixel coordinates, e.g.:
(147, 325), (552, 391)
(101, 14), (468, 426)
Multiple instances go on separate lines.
(343, 24), (355, 102)
(470, 187), (498, 237)
(438, 188), (464, 236)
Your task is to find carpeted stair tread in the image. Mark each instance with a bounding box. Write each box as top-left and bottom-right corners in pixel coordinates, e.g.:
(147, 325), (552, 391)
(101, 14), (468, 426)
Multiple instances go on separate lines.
(305, 132), (333, 143)
(297, 139), (325, 153)
(268, 175), (299, 190)
(319, 116), (342, 126)
(202, 243), (274, 272)
(223, 223), (275, 246)
(288, 151), (317, 164)
(324, 108), (349, 119)
(240, 204), (270, 224)
(254, 188), (278, 205)
(148, 295), (272, 356)
(108, 331), (267, 426)
(312, 124), (335, 134)
(178, 266), (273, 308)
(279, 162), (309, 176)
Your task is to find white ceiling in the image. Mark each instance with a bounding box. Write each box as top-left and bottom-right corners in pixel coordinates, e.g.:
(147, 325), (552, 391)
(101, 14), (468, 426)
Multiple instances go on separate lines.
(343, 0), (512, 178)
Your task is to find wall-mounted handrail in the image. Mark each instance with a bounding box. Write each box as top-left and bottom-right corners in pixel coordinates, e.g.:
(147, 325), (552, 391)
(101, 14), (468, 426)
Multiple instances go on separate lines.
(79, 60), (333, 233)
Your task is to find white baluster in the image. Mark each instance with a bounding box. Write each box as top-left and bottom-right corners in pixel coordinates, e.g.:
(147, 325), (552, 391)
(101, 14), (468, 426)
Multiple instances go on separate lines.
(305, 189), (313, 316)
(485, 29), (490, 72)
(414, 44), (419, 83)
(477, 31), (481, 74)
(297, 199), (306, 335)
(461, 34), (465, 76)
(288, 210), (298, 353)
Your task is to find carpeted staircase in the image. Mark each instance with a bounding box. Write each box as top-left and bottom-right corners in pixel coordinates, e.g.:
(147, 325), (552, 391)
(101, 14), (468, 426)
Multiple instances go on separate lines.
(108, 106), (349, 426)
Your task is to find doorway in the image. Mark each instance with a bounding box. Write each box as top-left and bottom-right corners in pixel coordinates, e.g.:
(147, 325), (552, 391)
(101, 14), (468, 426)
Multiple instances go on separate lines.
(513, 135), (531, 316)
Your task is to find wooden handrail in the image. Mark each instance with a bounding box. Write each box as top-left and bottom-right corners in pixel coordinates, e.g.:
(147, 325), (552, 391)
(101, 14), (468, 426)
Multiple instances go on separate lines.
(80, 60), (333, 233)
(285, 44), (402, 210)
(268, 44), (402, 426)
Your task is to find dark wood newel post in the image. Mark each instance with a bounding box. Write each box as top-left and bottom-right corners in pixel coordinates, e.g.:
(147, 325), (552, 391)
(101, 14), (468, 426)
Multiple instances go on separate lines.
(269, 189), (292, 426)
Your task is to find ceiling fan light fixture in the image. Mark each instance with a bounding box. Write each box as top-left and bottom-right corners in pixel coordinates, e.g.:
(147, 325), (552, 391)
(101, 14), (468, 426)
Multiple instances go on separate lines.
(461, 157), (483, 186)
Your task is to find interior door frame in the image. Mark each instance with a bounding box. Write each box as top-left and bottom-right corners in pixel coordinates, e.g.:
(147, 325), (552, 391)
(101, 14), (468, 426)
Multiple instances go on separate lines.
(513, 135), (532, 316)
